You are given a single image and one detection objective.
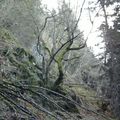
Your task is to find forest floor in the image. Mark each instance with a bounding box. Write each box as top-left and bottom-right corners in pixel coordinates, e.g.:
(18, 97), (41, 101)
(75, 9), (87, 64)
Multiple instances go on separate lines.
(63, 84), (117, 120)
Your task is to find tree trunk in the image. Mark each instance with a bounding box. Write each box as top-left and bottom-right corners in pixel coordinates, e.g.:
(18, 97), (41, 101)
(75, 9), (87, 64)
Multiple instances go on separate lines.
(53, 61), (64, 89)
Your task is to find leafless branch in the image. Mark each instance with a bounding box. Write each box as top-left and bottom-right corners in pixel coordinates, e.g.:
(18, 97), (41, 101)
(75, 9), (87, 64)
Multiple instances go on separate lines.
(0, 81), (78, 120)
(69, 44), (86, 50)
(64, 56), (81, 61)
(73, 0), (86, 32)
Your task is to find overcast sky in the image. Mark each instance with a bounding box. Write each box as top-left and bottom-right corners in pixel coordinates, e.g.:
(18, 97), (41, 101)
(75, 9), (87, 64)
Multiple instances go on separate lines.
(42, 0), (105, 55)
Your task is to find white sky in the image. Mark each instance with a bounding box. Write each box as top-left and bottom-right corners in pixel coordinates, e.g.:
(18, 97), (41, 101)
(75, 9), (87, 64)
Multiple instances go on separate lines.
(42, 0), (105, 55)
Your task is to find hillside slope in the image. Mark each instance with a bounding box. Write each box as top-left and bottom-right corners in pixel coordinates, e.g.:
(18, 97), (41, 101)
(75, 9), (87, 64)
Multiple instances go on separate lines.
(0, 28), (117, 120)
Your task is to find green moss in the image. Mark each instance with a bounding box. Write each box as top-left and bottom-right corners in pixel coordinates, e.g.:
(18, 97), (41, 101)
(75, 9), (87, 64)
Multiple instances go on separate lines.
(55, 42), (71, 63)
(6, 47), (44, 86)
(0, 27), (19, 47)
(0, 28), (44, 86)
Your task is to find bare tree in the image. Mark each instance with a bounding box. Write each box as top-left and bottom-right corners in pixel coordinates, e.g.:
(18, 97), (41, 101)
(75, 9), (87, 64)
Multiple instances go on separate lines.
(32, 0), (87, 89)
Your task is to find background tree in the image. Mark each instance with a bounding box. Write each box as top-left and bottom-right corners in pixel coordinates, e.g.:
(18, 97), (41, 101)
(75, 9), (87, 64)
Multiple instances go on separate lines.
(92, 0), (120, 118)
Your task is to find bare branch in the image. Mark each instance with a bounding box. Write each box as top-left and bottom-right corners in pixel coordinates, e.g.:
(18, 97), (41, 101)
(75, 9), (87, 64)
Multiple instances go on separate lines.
(69, 43), (86, 50)
(0, 81), (77, 120)
(73, 0), (86, 32)
(64, 56), (81, 61)
(88, 7), (93, 25)
(0, 91), (36, 118)
(48, 32), (81, 65)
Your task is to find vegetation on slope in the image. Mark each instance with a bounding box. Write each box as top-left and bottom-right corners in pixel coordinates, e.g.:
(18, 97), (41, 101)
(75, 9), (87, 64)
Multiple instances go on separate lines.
(0, 28), (116, 120)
